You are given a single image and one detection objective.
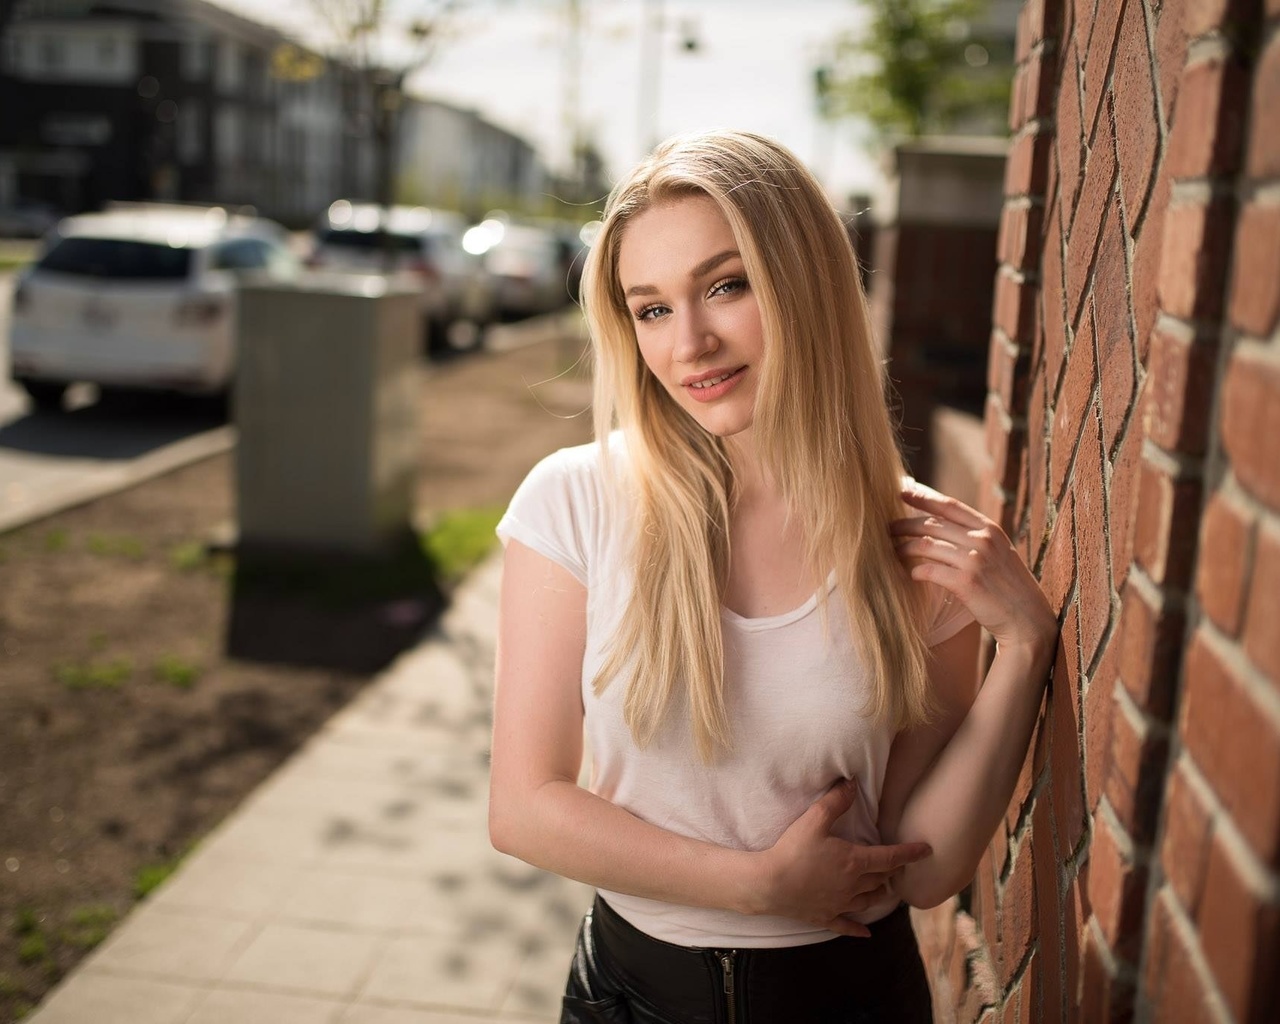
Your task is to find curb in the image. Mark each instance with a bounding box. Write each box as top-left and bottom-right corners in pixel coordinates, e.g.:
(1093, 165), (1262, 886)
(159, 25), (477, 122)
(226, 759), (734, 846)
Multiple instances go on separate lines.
(0, 425), (236, 536)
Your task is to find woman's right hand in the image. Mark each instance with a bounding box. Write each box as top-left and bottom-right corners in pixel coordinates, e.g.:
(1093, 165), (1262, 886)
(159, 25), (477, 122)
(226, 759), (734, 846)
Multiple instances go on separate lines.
(756, 779), (931, 937)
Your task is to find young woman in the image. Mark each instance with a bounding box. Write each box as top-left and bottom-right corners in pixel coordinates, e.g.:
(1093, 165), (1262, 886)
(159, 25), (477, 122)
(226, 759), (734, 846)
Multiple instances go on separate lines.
(490, 130), (1057, 1023)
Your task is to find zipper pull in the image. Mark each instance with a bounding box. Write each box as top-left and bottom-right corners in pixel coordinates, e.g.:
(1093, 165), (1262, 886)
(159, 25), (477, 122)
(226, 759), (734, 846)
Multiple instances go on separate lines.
(721, 952), (735, 995)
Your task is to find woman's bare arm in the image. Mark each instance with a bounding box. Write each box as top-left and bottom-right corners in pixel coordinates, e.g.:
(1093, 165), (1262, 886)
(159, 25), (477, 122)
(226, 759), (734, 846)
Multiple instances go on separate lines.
(488, 539), (929, 936)
(877, 483), (1057, 908)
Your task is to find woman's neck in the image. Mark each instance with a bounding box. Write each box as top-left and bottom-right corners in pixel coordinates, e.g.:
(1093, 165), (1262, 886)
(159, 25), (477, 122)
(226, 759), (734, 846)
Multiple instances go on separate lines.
(725, 431), (784, 508)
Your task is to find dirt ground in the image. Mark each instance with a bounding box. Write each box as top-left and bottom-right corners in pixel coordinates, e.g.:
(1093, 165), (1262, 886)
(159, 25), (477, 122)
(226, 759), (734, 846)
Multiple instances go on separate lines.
(0, 326), (594, 1021)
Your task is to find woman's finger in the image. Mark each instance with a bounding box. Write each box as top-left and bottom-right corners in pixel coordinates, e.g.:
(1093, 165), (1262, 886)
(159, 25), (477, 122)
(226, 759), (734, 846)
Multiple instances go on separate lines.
(900, 480), (987, 531)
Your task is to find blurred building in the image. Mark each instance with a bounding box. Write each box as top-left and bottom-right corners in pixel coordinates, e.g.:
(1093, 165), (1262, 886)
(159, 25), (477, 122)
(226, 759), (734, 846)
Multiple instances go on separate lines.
(397, 99), (548, 219)
(0, 0), (552, 226)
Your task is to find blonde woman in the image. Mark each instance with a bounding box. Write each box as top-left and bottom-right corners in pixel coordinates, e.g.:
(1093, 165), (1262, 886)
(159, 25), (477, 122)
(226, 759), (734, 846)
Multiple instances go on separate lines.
(490, 130), (1056, 1022)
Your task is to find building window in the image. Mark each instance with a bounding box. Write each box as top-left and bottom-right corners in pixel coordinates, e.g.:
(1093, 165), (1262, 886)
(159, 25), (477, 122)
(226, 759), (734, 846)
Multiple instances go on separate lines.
(97, 37), (116, 63)
(216, 40), (243, 93)
(178, 101), (204, 163)
(40, 35), (66, 71)
(181, 37), (209, 81)
(215, 106), (242, 164)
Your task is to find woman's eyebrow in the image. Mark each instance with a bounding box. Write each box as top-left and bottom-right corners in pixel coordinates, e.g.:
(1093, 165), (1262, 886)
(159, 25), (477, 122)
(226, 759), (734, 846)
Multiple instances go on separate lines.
(623, 249), (742, 298)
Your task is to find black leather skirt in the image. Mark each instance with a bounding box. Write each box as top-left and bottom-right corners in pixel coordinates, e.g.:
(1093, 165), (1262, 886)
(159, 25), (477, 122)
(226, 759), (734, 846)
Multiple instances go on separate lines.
(561, 894), (934, 1024)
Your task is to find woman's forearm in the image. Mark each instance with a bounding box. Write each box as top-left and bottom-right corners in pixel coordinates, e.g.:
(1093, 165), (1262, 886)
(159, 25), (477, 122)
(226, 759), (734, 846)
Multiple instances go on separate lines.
(490, 778), (765, 915)
(888, 637), (1055, 907)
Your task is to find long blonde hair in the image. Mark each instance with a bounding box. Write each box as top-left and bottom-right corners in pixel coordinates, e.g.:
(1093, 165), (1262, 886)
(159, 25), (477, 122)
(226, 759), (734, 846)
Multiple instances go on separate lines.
(581, 129), (931, 761)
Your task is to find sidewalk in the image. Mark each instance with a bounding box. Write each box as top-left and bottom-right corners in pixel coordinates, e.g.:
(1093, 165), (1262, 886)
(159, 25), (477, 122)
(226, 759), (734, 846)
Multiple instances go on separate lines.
(28, 554), (592, 1024)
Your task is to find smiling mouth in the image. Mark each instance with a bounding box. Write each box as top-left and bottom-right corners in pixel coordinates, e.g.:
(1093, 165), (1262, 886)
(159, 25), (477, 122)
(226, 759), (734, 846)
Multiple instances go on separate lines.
(686, 367), (745, 389)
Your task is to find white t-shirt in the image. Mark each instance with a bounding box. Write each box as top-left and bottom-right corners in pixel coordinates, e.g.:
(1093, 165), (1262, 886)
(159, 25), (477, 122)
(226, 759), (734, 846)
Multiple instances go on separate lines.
(496, 438), (974, 947)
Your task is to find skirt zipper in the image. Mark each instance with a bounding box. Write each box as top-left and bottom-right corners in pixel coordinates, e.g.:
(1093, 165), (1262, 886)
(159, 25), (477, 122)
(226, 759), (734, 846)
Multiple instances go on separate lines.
(719, 950), (738, 1024)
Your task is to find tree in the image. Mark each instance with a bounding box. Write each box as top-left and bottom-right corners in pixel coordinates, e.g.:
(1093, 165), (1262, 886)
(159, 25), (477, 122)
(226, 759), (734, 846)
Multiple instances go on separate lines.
(818, 0), (1013, 142)
(300, 0), (463, 267)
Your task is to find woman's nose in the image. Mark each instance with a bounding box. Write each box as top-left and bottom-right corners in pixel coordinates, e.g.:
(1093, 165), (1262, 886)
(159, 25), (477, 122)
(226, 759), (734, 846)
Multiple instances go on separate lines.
(673, 308), (718, 363)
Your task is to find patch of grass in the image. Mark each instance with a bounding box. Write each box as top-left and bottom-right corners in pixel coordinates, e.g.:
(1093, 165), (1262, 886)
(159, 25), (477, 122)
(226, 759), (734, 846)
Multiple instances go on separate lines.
(420, 506), (505, 584)
(42, 528), (68, 553)
(16, 934), (47, 965)
(86, 533), (146, 560)
(0, 972), (20, 996)
(0, 256), (31, 273)
(88, 631), (108, 652)
(168, 540), (207, 572)
(152, 655), (199, 690)
(59, 905), (117, 950)
(11, 909), (41, 937)
(0, 544), (9, 564)
(54, 657), (133, 690)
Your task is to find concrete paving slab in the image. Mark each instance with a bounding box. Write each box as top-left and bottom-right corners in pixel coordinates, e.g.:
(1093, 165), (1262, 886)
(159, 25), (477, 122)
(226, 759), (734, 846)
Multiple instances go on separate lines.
(185, 988), (346, 1024)
(337, 1006), (519, 1024)
(148, 854), (302, 919)
(276, 867), (436, 932)
(223, 923), (384, 999)
(86, 904), (255, 982)
(355, 931), (522, 1013)
(28, 972), (205, 1024)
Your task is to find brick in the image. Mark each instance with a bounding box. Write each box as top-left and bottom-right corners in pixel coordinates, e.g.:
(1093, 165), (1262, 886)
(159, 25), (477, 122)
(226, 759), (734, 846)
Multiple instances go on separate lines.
(1063, 873), (1084, 1024)
(1088, 811), (1148, 962)
(1131, 458), (1202, 589)
(1067, 110), (1117, 326)
(979, 846), (1000, 962)
(1167, 55), (1250, 180)
(987, 393), (1025, 496)
(1108, 412), (1143, 590)
(1195, 491), (1256, 637)
(1051, 313), (1098, 501)
(1132, 171), (1169, 361)
(1157, 198), (1236, 322)
(1092, 208), (1135, 457)
(1186, 0), (1265, 35)
(1074, 0), (1096, 56)
(1144, 890), (1219, 1024)
(1155, 0), (1190, 133)
(1028, 372), (1050, 565)
(1247, 34), (1280, 179)
(1228, 201), (1280, 338)
(1031, 796), (1064, 1016)
(1042, 491), (1076, 618)
(1181, 629), (1280, 865)
(1243, 525), (1280, 685)
(995, 270), (1037, 343)
(1118, 578), (1186, 720)
(1220, 348), (1280, 508)
(1197, 829), (1280, 1024)
(1085, 635), (1120, 813)
(1024, 45), (1057, 124)
(1043, 203), (1068, 392)
(1159, 759), (1214, 917)
(1076, 411), (1112, 668)
(1112, 0), (1159, 222)
(1001, 837), (1036, 989)
(1145, 325), (1218, 457)
(1082, 0), (1125, 140)
(1005, 128), (1052, 198)
(988, 331), (1027, 414)
(1050, 643), (1087, 855)
(1059, 46), (1085, 228)
(1105, 691), (1169, 843)
(1081, 920), (1136, 1022)
(997, 202), (1045, 277)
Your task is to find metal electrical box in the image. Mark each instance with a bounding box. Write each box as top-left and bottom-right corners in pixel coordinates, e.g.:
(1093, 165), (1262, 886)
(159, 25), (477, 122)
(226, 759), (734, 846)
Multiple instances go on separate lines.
(234, 275), (420, 554)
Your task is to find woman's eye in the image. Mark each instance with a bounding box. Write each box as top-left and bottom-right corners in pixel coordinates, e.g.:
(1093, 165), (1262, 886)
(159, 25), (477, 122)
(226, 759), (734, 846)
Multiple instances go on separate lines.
(709, 277), (747, 299)
(634, 304), (668, 322)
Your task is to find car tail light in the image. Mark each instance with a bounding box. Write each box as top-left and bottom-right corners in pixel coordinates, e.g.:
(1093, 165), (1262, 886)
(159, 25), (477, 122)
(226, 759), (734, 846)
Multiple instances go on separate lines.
(175, 295), (228, 326)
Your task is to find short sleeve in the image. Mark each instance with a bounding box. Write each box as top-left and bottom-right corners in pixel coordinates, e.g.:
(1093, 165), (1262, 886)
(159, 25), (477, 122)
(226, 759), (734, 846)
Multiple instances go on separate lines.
(496, 447), (594, 586)
(922, 581), (976, 647)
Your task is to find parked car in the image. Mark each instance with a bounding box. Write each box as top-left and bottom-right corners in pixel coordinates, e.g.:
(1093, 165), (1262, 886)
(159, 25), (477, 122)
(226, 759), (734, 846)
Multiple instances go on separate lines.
(7, 204), (297, 411)
(477, 222), (568, 320)
(308, 201), (494, 351)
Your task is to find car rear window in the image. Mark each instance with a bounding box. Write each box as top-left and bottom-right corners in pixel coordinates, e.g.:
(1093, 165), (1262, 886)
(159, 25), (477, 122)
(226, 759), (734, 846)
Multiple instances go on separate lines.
(319, 228), (423, 254)
(37, 237), (193, 279)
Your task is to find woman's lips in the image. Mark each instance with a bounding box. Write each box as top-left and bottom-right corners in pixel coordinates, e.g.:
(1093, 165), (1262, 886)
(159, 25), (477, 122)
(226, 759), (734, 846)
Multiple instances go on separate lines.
(683, 366), (747, 402)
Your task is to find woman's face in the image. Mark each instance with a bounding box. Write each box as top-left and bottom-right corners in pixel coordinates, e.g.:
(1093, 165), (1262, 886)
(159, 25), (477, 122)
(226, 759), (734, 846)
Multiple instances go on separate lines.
(615, 194), (765, 440)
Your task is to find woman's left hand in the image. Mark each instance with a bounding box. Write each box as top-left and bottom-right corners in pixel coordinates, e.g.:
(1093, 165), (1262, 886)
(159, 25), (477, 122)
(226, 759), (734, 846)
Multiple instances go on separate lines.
(889, 480), (1057, 652)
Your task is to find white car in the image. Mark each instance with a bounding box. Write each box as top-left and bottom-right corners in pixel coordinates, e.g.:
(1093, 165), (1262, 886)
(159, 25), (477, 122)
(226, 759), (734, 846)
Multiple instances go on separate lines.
(308, 201), (494, 351)
(8, 204), (296, 411)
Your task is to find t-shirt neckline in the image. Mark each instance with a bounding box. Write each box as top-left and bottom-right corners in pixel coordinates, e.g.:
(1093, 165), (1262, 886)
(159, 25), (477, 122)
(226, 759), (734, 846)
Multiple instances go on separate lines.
(720, 570), (839, 632)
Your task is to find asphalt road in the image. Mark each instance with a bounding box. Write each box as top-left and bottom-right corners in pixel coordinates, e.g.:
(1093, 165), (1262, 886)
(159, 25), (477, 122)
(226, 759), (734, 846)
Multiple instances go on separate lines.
(0, 272), (234, 534)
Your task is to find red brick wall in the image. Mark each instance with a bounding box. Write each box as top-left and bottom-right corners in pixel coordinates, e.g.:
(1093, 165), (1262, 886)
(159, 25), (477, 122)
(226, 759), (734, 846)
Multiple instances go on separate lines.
(915, 1), (1280, 1021)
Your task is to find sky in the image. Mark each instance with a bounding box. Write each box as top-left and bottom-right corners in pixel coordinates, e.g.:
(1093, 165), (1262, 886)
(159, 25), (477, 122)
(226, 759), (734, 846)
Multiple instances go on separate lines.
(209, 0), (881, 199)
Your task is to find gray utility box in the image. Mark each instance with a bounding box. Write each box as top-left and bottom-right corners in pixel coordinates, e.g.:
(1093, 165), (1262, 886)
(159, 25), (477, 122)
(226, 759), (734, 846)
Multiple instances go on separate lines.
(235, 275), (420, 554)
